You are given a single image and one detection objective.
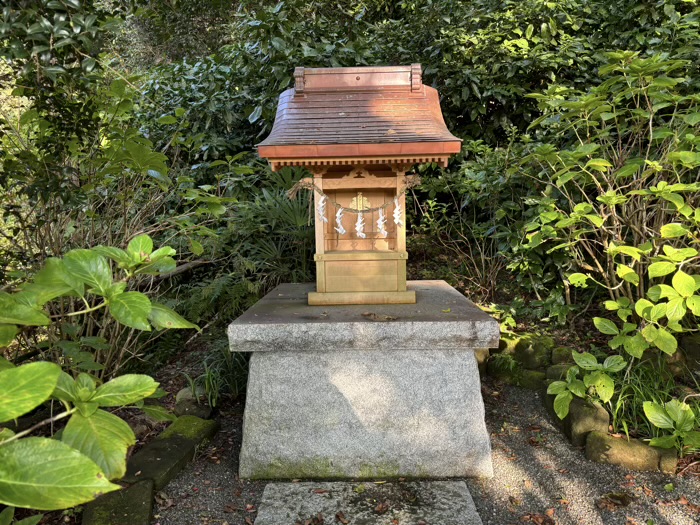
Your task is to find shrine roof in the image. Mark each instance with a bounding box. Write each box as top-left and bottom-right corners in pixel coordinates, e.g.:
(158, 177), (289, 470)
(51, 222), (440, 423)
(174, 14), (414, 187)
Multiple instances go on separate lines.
(257, 65), (462, 170)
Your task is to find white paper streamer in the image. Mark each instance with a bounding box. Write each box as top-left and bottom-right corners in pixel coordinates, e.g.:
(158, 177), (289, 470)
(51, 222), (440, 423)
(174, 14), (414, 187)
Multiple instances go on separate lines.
(355, 212), (366, 239)
(334, 207), (346, 235)
(317, 195), (328, 223)
(377, 208), (388, 238)
(393, 197), (403, 226)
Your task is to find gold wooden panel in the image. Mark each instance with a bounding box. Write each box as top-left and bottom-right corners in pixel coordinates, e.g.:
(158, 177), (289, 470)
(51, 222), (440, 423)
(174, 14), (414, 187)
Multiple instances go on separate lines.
(325, 260), (398, 292)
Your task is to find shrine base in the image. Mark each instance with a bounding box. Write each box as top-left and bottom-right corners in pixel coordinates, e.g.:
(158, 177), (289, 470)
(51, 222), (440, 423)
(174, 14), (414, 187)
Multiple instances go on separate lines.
(227, 281), (499, 479)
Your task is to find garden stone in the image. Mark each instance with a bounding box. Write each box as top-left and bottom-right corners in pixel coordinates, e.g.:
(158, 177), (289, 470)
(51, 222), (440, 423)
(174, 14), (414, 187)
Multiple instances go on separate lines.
(518, 369), (546, 390)
(514, 334), (554, 369)
(545, 395), (609, 447)
(474, 347), (489, 375)
(174, 386), (212, 419)
(658, 448), (679, 475)
(254, 481), (483, 525)
(585, 431), (668, 472)
(228, 281), (499, 479)
(486, 357), (518, 384)
(546, 363), (571, 380)
(498, 335), (520, 354)
(82, 479), (153, 525)
(551, 346), (574, 365)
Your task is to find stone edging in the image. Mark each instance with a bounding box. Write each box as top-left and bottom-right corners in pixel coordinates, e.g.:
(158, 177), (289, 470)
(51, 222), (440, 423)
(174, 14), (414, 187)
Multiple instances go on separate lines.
(81, 415), (219, 525)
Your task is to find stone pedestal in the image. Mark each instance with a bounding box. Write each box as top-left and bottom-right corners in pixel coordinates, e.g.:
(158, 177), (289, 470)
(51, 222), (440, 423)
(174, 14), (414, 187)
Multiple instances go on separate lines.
(227, 280), (499, 479)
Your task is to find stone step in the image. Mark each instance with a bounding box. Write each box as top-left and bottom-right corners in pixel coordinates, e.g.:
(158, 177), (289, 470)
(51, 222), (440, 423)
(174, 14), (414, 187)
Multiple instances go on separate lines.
(254, 481), (483, 525)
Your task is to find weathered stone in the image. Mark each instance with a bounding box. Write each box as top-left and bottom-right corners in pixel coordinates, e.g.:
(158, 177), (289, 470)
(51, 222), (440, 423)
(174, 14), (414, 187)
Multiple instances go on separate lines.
(228, 281), (500, 353)
(585, 432), (666, 472)
(551, 347), (574, 365)
(158, 415), (218, 442)
(545, 395), (609, 447)
(240, 349), (493, 479)
(474, 347), (489, 375)
(658, 448), (679, 475)
(513, 334), (554, 370)
(174, 387), (212, 419)
(546, 363), (571, 381)
(518, 370), (546, 390)
(82, 479), (153, 525)
(230, 281), (497, 480)
(497, 335), (520, 354)
(255, 481), (483, 525)
(123, 436), (196, 490)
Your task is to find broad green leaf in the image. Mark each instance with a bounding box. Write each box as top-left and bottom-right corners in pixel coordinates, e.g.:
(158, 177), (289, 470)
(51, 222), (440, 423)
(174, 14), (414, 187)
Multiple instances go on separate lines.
(684, 431), (700, 450)
(157, 115), (177, 125)
(648, 262), (676, 278)
(585, 158), (612, 172)
(23, 258), (84, 303)
(616, 264), (639, 285)
(0, 428), (15, 442)
(64, 250), (112, 295)
(149, 303), (199, 330)
(665, 298), (687, 322)
(688, 296), (700, 316)
(672, 271), (697, 298)
(108, 292), (151, 331)
(91, 374), (158, 407)
(141, 404), (177, 422)
(643, 401), (674, 429)
(572, 351), (600, 370)
(602, 355), (626, 373)
(553, 391), (573, 419)
(635, 298), (654, 318)
(62, 409), (136, 480)
(189, 239), (204, 256)
(623, 333), (649, 359)
(662, 246), (698, 262)
(0, 293), (50, 326)
(0, 325), (18, 347)
(568, 379), (587, 398)
(149, 246), (176, 261)
(547, 381), (567, 395)
(647, 285), (662, 302)
(660, 223), (689, 238)
(567, 273), (588, 287)
(649, 303), (667, 321)
(658, 284), (681, 300)
(0, 437), (119, 510)
(593, 317), (619, 335)
(653, 326), (678, 355)
(668, 151), (700, 168)
(53, 372), (76, 403)
(15, 514), (43, 525)
(92, 247), (132, 267)
(126, 235), (153, 260)
(649, 435), (677, 449)
(0, 362), (61, 423)
(682, 113), (700, 126)
(665, 399), (694, 432)
(0, 356), (14, 371)
(592, 372), (615, 402)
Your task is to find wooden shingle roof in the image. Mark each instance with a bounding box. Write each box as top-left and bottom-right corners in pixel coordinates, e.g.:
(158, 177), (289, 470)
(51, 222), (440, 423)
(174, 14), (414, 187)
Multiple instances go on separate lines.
(258, 65), (461, 170)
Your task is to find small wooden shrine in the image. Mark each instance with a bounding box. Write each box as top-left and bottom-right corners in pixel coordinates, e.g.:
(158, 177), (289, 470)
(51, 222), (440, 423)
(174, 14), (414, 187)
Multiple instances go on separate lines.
(257, 64), (461, 305)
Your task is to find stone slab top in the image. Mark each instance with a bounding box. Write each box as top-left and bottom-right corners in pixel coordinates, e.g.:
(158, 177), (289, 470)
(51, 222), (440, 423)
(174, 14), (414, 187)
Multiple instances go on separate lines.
(228, 280), (499, 353)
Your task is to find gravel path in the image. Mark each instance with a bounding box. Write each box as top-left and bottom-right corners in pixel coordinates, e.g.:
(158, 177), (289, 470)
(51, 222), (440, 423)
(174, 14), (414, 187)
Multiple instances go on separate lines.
(151, 382), (700, 525)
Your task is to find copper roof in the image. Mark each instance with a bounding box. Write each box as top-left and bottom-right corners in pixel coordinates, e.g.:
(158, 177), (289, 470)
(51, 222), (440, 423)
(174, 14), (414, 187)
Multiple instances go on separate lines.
(258, 65), (461, 170)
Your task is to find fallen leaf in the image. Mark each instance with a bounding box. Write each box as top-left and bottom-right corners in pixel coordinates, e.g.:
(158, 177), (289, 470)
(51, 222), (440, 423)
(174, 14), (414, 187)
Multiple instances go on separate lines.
(441, 308), (451, 313)
(245, 518), (253, 525)
(223, 504), (238, 513)
(375, 501), (389, 514)
(245, 504), (257, 512)
(545, 508), (555, 517)
(597, 492), (637, 511)
(313, 488), (329, 494)
(335, 511), (349, 524)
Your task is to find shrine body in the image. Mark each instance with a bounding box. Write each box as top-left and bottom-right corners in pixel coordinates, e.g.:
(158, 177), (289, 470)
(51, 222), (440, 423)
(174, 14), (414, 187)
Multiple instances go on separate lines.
(257, 64), (462, 305)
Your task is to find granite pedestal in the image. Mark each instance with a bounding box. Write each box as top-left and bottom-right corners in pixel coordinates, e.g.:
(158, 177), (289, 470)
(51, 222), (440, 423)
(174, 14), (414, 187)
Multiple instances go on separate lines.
(227, 280), (499, 479)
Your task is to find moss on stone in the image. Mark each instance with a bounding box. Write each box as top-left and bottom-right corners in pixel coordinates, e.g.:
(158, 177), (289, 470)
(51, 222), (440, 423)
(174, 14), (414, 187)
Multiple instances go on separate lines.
(514, 334), (555, 370)
(517, 370), (547, 390)
(157, 415), (218, 442)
